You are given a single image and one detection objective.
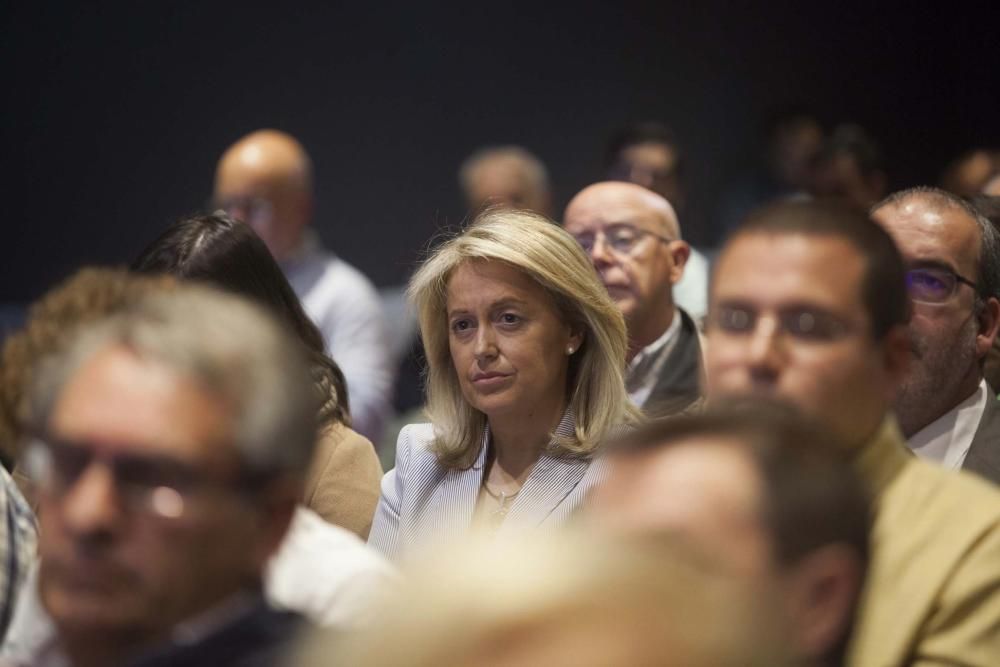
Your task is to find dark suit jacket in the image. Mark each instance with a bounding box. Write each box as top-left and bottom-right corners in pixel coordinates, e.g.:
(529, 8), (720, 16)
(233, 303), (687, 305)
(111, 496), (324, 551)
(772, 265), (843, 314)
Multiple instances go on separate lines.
(127, 599), (305, 667)
(965, 386), (1000, 485)
(640, 308), (705, 419)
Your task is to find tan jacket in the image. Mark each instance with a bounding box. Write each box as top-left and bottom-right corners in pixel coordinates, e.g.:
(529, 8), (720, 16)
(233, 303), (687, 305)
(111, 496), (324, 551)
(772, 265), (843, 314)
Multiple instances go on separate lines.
(304, 423), (383, 540)
(848, 419), (1000, 666)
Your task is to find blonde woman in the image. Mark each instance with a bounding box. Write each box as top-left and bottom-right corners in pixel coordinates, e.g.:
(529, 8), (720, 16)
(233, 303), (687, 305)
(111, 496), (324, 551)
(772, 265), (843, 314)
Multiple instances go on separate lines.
(368, 209), (634, 559)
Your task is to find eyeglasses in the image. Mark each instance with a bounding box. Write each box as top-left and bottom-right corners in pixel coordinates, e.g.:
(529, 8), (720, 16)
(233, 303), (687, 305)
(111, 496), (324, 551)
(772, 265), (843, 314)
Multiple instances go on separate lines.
(905, 267), (978, 305)
(709, 304), (855, 342)
(570, 223), (673, 256)
(23, 437), (255, 521)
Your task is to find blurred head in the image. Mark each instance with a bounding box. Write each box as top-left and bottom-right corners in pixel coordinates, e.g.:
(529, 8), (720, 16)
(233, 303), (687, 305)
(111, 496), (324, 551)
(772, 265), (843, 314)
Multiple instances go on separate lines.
(299, 533), (791, 667)
(132, 212), (349, 427)
(604, 121), (685, 209)
(458, 146), (552, 217)
(985, 173), (1000, 197)
(408, 209), (631, 468)
(940, 149), (1000, 198)
(564, 181), (689, 357)
(213, 129), (314, 261)
(0, 269), (174, 469)
(590, 400), (870, 666)
(706, 201), (910, 448)
(27, 286), (317, 658)
(763, 108), (824, 190)
(810, 124), (887, 210)
(871, 187), (1000, 435)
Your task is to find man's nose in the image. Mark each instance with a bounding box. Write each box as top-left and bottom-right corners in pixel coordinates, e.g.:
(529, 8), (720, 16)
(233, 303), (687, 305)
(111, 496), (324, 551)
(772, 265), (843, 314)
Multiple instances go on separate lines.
(60, 464), (125, 540)
(590, 234), (615, 267)
(746, 316), (785, 384)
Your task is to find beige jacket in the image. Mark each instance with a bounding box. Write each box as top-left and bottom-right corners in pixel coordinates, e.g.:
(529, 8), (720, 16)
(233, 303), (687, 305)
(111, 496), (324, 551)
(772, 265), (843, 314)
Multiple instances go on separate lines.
(304, 423), (383, 540)
(848, 419), (1000, 666)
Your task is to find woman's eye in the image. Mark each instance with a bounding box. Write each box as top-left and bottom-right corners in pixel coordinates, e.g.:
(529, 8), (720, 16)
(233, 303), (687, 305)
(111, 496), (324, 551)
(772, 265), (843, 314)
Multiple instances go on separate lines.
(499, 313), (520, 325)
(451, 319), (473, 333)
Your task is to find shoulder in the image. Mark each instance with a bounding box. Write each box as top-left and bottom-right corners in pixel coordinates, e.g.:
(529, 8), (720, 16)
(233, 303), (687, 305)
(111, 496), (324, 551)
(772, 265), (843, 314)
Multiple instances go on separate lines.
(394, 423), (440, 469)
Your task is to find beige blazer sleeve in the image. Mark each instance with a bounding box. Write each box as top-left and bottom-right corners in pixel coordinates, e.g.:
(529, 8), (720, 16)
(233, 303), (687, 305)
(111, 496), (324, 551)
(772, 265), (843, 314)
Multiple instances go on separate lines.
(303, 423), (383, 540)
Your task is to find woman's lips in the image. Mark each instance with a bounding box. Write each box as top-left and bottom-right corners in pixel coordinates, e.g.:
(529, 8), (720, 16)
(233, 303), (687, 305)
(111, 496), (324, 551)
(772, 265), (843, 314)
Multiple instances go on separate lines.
(472, 372), (512, 390)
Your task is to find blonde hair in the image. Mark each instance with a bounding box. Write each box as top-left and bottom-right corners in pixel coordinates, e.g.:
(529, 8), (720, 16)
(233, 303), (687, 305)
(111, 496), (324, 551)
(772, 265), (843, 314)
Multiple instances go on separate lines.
(408, 208), (633, 469)
(297, 532), (791, 667)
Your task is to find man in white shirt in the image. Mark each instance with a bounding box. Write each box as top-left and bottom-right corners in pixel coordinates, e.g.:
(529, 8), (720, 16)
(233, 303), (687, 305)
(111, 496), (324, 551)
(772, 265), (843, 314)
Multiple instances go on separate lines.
(872, 186), (1000, 483)
(564, 182), (703, 417)
(214, 130), (393, 442)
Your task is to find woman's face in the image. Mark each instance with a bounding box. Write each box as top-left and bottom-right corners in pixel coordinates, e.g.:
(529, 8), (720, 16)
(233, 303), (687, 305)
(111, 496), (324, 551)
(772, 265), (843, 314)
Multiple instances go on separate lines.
(446, 260), (582, 424)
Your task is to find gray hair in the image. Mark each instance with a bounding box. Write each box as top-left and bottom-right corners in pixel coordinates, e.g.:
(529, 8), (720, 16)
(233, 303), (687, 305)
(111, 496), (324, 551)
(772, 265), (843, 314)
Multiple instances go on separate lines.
(28, 285), (318, 476)
(873, 185), (1000, 307)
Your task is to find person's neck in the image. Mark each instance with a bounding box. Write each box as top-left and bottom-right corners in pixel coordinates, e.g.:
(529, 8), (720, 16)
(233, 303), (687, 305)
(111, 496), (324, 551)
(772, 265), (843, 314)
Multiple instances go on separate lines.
(488, 400), (566, 482)
(897, 372), (982, 439)
(627, 305), (676, 363)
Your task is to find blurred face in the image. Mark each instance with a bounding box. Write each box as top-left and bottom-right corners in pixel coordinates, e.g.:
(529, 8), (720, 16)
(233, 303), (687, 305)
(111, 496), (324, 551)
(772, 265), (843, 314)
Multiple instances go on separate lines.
(607, 141), (683, 206)
(446, 260), (581, 425)
(564, 185), (687, 343)
(213, 157), (310, 261)
(590, 437), (772, 576)
(37, 347), (270, 643)
(873, 200), (994, 434)
(465, 159), (550, 216)
(706, 233), (897, 447)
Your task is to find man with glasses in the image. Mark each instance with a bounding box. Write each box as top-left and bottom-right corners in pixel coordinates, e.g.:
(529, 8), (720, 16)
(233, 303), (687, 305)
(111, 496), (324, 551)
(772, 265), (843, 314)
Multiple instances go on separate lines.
(564, 181), (703, 417)
(214, 129), (392, 443)
(871, 187), (1000, 484)
(705, 199), (1000, 666)
(20, 286), (318, 666)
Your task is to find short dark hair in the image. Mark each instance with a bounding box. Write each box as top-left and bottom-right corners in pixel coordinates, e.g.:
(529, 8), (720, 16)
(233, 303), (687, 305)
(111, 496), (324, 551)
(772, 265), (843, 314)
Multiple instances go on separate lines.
(732, 200), (909, 339)
(132, 213), (350, 428)
(874, 187), (1000, 305)
(609, 399), (871, 665)
(603, 121), (681, 172)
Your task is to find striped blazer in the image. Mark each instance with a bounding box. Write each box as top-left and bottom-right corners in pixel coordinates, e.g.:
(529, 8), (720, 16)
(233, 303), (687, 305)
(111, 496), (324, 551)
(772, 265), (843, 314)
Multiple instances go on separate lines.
(367, 412), (608, 560)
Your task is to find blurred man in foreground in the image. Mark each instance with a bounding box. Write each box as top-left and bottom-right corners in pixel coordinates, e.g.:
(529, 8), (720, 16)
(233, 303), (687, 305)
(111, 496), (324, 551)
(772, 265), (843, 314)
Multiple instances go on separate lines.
(214, 129), (392, 441)
(590, 402), (870, 667)
(872, 187), (1000, 482)
(24, 286), (316, 666)
(705, 200), (1000, 666)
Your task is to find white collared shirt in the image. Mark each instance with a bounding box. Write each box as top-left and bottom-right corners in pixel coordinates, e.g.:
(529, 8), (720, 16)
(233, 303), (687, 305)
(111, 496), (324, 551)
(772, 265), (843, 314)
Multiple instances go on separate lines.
(626, 312), (682, 407)
(908, 379), (989, 470)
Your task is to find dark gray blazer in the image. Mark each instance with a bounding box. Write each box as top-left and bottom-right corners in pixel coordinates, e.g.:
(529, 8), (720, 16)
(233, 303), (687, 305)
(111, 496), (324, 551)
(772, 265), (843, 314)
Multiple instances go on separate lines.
(639, 308), (705, 419)
(965, 387), (1000, 485)
(367, 411), (608, 561)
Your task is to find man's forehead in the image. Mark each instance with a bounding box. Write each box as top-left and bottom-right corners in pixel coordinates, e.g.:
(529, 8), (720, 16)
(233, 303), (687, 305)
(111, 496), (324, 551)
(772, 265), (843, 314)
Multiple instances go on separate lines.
(875, 198), (981, 264)
(713, 232), (867, 307)
(566, 184), (675, 234)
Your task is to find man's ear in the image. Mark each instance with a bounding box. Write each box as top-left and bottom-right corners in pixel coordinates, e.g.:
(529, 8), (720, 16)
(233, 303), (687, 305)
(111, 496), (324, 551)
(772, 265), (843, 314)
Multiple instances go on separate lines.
(781, 544), (864, 661)
(975, 296), (1000, 359)
(668, 240), (691, 284)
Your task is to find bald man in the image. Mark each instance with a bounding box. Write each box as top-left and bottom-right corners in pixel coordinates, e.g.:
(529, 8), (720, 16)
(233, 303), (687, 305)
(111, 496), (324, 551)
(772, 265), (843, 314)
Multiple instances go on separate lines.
(564, 182), (703, 416)
(214, 130), (393, 442)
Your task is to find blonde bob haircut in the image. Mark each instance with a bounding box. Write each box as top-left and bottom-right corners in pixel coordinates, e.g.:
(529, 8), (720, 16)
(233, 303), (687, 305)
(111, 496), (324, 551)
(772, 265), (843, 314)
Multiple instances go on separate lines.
(408, 208), (633, 469)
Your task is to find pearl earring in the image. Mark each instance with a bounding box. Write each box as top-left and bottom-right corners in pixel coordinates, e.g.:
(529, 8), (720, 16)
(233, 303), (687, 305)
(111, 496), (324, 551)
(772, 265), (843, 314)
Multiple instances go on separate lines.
(566, 346), (575, 355)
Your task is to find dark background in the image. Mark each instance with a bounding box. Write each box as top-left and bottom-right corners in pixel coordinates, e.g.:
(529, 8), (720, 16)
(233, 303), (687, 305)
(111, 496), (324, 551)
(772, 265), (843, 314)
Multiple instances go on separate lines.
(3, 1), (997, 305)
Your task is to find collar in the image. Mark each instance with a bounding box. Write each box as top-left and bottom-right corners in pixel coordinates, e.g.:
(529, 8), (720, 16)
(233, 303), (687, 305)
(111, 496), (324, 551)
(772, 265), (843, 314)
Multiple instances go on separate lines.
(907, 379), (988, 469)
(852, 415), (913, 499)
(627, 310), (681, 374)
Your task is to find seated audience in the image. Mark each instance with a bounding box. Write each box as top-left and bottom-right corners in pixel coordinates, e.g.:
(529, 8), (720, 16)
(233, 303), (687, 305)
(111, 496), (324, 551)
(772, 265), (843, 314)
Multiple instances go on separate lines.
(300, 533), (792, 667)
(589, 400), (870, 667)
(214, 129), (392, 442)
(564, 182), (703, 416)
(132, 212), (382, 538)
(458, 145), (553, 216)
(705, 199), (1000, 665)
(603, 121), (710, 319)
(871, 187), (1000, 482)
(21, 286), (317, 666)
(368, 209), (634, 560)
